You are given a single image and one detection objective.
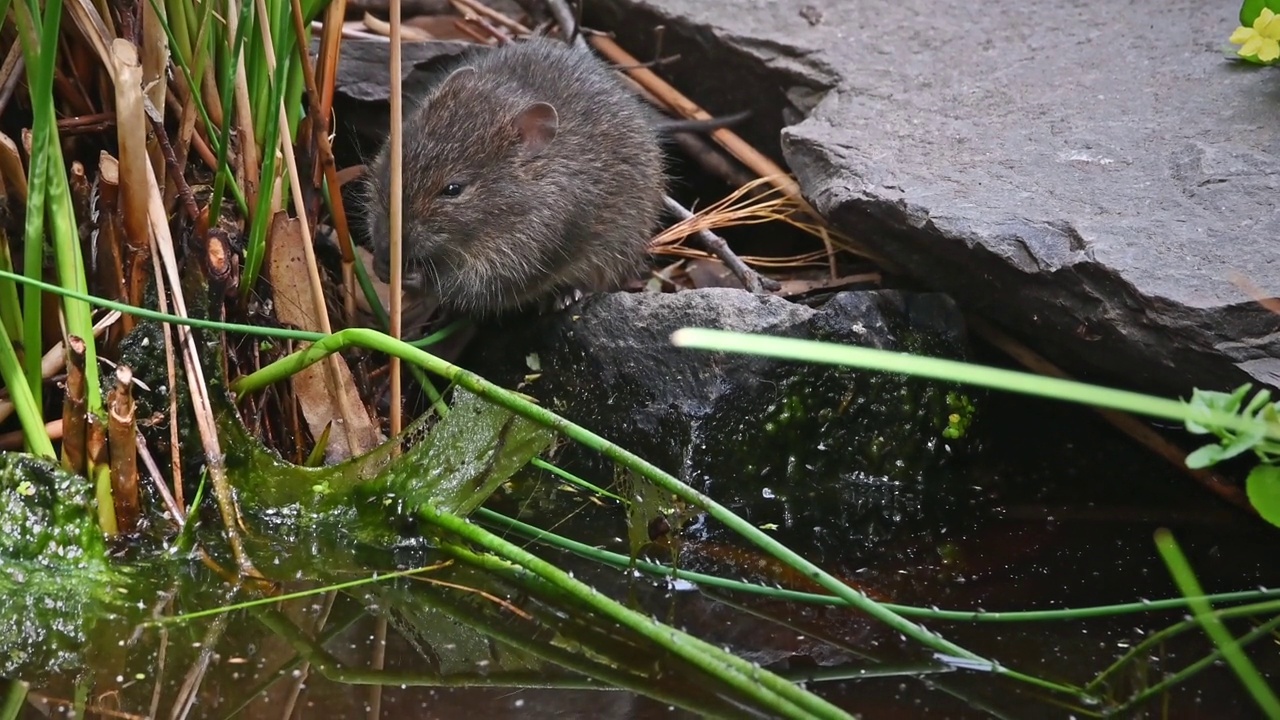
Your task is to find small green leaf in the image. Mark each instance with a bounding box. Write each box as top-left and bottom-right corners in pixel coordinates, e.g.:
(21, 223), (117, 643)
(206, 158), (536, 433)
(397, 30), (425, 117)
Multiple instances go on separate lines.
(1219, 424), (1266, 461)
(1239, 0), (1280, 25)
(1245, 464), (1280, 528)
(1185, 405), (1215, 435)
(1243, 389), (1274, 417)
(1186, 443), (1227, 469)
(1224, 384), (1252, 410)
(1184, 384), (1261, 436)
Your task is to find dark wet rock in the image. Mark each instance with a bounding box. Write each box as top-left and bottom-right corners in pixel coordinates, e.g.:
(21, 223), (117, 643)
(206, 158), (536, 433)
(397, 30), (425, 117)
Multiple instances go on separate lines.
(324, 38), (475, 162)
(582, 0), (1280, 399)
(465, 288), (985, 565)
(327, 38), (472, 105)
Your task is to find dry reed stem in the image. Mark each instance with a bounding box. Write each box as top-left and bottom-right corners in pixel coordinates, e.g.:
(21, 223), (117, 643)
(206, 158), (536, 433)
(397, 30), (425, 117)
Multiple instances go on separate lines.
(61, 336), (88, 476)
(163, 87), (220, 172)
(586, 35), (879, 277)
(316, 1), (351, 342)
(65, 0), (116, 81)
(107, 364), (140, 533)
(652, 176), (857, 281)
(199, 47), (227, 133)
(89, 0), (116, 36)
(292, 0), (359, 325)
(0, 41), (23, 113)
(136, 429), (184, 524)
(0, 420), (63, 450)
(143, 211), (185, 514)
(171, 79), (203, 199)
(143, 139), (256, 575)
(317, 0), (349, 125)
(651, 175), (799, 250)
(227, 0), (261, 218)
(733, 250), (841, 268)
(97, 155), (133, 326)
(451, 0), (531, 34)
(0, 132), (28, 204)
(388, 0), (405, 444)
(254, 0), (376, 458)
(112, 41), (150, 242)
(141, 0), (169, 195)
(55, 112), (116, 134)
(1228, 270), (1280, 317)
(443, 3), (512, 43)
(667, 130), (758, 191)
(112, 41), (153, 334)
(169, 611), (229, 719)
(364, 12), (433, 41)
(90, 154), (128, 345)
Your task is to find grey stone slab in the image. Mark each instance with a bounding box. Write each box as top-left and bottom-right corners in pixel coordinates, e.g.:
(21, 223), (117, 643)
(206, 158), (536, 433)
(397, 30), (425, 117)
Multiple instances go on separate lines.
(585, 0), (1280, 397)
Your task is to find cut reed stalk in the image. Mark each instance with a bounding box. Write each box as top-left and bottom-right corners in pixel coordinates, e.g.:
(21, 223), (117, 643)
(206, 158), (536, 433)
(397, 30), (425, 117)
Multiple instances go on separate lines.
(112, 41), (153, 315)
(60, 335), (88, 476)
(108, 364), (140, 533)
(0, 310), (119, 425)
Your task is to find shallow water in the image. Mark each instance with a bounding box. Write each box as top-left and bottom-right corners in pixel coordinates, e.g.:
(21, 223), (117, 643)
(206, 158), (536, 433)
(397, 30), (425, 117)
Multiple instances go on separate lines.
(3, 356), (1278, 720)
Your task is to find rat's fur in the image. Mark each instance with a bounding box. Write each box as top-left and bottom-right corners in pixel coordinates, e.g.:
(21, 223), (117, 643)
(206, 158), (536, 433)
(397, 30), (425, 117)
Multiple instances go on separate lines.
(363, 37), (667, 319)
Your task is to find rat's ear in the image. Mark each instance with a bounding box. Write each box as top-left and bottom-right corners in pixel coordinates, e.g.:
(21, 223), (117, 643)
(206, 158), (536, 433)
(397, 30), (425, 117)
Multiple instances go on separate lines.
(514, 102), (558, 156)
(437, 65), (476, 93)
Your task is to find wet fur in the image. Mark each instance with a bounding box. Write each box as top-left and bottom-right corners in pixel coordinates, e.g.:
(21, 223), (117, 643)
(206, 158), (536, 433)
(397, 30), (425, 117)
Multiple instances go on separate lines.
(364, 37), (668, 319)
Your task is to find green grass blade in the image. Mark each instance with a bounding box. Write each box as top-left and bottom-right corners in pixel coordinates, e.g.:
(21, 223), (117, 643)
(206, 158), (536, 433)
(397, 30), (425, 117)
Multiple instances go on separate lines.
(1155, 529), (1280, 717)
(0, 296), (55, 459)
(240, 36), (296, 292)
(670, 329), (1280, 442)
(14, 0), (48, 423)
(422, 504), (852, 720)
(0, 680), (28, 720)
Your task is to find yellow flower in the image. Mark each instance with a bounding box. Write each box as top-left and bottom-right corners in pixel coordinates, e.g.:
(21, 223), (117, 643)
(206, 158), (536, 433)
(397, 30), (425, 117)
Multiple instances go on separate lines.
(1231, 7), (1280, 63)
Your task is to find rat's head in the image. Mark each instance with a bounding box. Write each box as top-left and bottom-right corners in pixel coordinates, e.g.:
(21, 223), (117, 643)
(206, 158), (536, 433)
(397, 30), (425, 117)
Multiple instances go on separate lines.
(364, 65), (563, 313)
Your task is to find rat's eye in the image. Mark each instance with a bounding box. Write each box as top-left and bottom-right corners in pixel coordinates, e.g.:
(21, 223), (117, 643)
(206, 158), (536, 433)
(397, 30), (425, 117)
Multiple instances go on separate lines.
(439, 182), (465, 198)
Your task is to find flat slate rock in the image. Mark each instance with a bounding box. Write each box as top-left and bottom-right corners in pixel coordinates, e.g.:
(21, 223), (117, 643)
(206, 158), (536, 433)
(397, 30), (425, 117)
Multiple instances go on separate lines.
(585, 0), (1280, 397)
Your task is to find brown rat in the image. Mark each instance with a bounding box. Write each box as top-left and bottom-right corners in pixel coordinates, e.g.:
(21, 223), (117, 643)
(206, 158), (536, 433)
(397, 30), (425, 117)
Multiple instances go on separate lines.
(363, 36), (670, 320)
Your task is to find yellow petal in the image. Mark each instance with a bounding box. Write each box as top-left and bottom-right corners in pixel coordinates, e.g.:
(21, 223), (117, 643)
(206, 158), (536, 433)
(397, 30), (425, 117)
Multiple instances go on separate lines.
(1257, 8), (1277, 30)
(1231, 26), (1257, 44)
(1260, 13), (1280, 38)
(1241, 35), (1266, 57)
(1259, 38), (1280, 61)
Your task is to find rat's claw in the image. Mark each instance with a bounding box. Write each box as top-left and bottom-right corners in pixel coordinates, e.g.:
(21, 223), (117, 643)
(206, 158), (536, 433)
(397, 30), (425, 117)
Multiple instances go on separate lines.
(542, 288), (585, 313)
